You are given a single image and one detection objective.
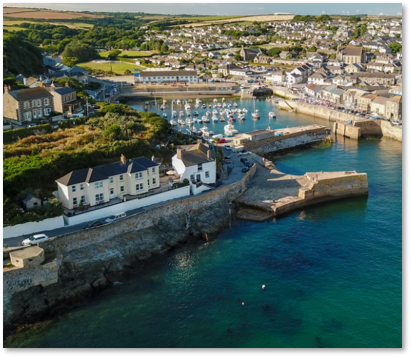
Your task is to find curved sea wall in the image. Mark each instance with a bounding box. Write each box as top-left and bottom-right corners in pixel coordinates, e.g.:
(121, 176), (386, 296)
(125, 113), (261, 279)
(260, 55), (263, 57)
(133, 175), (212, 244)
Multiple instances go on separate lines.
(3, 166), (256, 333)
(278, 100), (402, 142)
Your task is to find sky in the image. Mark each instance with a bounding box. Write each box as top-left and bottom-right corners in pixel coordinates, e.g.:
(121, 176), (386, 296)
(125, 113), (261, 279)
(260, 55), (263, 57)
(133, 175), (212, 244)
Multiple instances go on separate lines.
(4, 2), (403, 16)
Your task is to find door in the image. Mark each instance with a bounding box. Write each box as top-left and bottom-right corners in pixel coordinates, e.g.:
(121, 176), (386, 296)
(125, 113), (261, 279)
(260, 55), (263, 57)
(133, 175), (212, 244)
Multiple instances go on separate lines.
(109, 188), (115, 199)
(196, 174), (201, 182)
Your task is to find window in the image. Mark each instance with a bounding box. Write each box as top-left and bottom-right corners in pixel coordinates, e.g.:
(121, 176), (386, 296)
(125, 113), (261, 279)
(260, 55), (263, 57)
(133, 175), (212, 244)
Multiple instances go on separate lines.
(147, 179), (150, 186)
(23, 101), (30, 109)
(109, 177), (113, 184)
(95, 193), (104, 204)
(190, 174), (194, 180)
(72, 185), (76, 192)
(38, 108), (43, 117)
(80, 184), (84, 191)
(120, 186), (125, 192)
(147, 169), (149, 175)
(24, 111), (32, 120)
(198, 164), (203, 171)
(152, 167), (156, 173)
(80, 196), (86, 204)
(44, 98), (49, 106)
(152, 178), (156, 185)
(73, 197), (78, 206)
(205, 171), (210, 178)
(136, 183), (143, 191)
(135, 172), (143, 180)
(94, 181), (103, 189)
(44, 108), (51, 116)
(119, 175), (124, 182)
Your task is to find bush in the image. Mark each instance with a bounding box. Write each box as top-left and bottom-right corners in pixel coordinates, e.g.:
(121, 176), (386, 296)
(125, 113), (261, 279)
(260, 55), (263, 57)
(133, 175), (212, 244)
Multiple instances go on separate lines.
(3, 124), (52, 144)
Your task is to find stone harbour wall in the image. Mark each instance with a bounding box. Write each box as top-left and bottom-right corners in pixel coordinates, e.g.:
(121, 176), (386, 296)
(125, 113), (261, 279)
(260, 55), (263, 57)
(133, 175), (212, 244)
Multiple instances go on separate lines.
(3, 165), (256, 332)
(243, 130), (331, 156)
(380, 120), (402, 142)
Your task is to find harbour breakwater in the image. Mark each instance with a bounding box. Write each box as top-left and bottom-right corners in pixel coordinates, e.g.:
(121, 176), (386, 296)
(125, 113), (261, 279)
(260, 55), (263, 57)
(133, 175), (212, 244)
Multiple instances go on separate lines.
(3, 166), (256, 334)
(278, 100), (402, 142)
(235, 160), (369, 222)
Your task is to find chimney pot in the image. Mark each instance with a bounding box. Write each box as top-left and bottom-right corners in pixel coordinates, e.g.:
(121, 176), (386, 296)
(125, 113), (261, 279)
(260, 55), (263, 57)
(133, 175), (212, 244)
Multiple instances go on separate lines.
(207, 149), (212, 160)
(120, 154), (126, 165)
(4, 85), (9, 93)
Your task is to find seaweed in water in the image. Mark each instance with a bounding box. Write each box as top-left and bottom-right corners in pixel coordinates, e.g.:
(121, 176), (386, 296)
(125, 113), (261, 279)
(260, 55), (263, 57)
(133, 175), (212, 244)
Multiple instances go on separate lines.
(321, 317), (343, 332)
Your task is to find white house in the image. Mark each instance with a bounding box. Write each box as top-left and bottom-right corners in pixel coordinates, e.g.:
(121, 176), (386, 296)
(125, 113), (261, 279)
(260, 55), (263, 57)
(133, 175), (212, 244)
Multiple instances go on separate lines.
(56, 155), (160, 209)
(172, 143), (216, 195)
(136, 70), (198, 84)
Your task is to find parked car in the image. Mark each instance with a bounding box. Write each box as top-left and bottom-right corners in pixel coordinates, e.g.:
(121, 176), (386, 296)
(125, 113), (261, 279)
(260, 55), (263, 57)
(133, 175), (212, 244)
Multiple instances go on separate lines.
(105, 212), (126, 223)
(22, 234), (49, 246)
(83, 220), (104, 230)
(224, 144), (232, 151)
(217, 139), (227, 143)
(238, 151), (250, 156)
(391, 120), (400, 126)
(242, 166), (250, 173)
(240, 158), (252, 167)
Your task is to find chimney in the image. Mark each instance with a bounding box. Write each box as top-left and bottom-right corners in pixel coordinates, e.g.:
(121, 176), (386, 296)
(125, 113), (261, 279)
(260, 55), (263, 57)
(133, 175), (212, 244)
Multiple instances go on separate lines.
(65, 81), (69, 87)
(120, 154), (126, 165)
(4, 85), (9, 93)
(39, 81), (44, 87)
(177, 148), (182, 159)
(23, 77), (28, 86)
(207, 150), (212, 160)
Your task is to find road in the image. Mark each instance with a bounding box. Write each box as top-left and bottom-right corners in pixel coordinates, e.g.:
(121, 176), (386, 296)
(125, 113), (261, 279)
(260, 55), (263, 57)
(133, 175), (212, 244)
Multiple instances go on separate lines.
(4, 146), (247, 248)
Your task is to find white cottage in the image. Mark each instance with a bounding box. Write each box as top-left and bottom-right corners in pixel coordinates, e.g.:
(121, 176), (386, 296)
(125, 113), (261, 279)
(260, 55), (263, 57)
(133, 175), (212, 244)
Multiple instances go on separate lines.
(172, 143), (216, 195)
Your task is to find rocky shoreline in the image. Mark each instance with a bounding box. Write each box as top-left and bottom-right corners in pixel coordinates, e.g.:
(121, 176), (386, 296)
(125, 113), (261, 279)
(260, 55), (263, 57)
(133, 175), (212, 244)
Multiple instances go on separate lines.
(4, 203), (234, 338)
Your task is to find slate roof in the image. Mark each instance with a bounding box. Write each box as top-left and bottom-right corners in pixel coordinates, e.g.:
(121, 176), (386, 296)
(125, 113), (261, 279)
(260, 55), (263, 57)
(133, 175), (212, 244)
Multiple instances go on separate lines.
(340, 46), (364, 56)
(54, 87), (75, 95)
(56, 157), (159, 186)
(8, 87), (52, 102)
(176, 143), (216, 167)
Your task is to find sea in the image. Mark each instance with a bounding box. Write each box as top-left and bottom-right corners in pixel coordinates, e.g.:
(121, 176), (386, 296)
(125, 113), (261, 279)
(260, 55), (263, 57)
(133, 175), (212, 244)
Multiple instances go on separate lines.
(4, 98), (402, 348)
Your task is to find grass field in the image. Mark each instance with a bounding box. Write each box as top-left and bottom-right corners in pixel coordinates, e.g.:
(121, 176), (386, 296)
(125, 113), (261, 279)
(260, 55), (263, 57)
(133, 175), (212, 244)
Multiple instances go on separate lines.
(3, 25), (27, 31)
(99, 51), (155, 58)
(3, 19), (94, 30)
(3, 7), (104, 19)
(77, 61), (143, 74)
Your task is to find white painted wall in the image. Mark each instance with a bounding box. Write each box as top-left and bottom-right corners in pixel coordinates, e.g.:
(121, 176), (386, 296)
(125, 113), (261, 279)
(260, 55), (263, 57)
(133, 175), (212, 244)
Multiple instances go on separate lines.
(3, 216), (65, 239)
(172, 155), (216, 186)
(65, 186), (190, 225)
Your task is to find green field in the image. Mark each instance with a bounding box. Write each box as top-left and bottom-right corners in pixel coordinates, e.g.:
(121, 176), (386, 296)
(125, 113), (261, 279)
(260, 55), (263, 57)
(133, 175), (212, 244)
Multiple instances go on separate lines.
(77, 61), (143, 74)
(99, 51), (155, 58)
(175, 15), (249, 21)
(3, 19), (94, 30)
(3, 25), (27, 31)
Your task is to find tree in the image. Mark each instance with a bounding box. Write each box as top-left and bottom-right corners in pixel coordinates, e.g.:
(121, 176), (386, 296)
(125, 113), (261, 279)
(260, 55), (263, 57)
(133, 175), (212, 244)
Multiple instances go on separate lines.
(124, 69), (132, 75)
(307, 46), (317, 52)
(62, 40), (98, 66)
(107, 49), (122, 59)
(234, 53), (242, 61)
(388, 42), (402, 54)
(160, 43), (169, 53)
(103, 124), (123, 141)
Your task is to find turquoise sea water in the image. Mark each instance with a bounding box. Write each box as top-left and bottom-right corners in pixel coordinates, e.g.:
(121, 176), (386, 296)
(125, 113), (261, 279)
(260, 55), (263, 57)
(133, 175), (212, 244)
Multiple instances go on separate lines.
(4, 99), (402, 348)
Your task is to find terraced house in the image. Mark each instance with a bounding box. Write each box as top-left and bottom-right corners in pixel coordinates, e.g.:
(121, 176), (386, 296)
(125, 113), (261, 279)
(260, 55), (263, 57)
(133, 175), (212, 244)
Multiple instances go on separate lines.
(55, 155), (160, 210)
(3, 86), (54, 123)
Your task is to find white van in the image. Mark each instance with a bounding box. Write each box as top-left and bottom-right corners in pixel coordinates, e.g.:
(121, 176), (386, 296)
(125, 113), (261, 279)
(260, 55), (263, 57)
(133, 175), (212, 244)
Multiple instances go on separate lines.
(105, 212), (126, 223)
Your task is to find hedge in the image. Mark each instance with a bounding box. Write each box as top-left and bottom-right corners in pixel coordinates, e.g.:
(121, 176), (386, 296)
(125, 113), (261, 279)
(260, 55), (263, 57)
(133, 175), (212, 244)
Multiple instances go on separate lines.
(3, 124), (52, 144)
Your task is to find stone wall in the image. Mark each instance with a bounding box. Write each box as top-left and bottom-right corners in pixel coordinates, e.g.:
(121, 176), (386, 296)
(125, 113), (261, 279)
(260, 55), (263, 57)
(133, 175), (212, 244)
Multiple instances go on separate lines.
(3, 164), (256, 331)
(299, 172), (369, 200)
(242, 130), (330, 155)
(380, 120), (402, 142)
(279, 100), (402, 142)
(333, 122), (361, 139)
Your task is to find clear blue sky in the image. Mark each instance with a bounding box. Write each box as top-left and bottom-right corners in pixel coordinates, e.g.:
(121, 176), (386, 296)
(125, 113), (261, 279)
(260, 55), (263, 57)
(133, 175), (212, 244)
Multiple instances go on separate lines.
(5, 3), (402, 16)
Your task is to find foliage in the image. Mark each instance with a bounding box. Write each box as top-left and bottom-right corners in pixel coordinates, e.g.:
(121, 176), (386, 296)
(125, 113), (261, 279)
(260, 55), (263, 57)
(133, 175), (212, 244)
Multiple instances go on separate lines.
(103, 124), (123, 141)
(107, 49), (122, 59)
(3, 124), (52, 144)
(3, 33), (44, 76)
(173, 178), (189, 188)
(306, 46), (317, 52)
(62, 40), (99, 65)
(99, 103), (137, 114)
(388, 42), (402, 54)
(266, 47), (282, 57)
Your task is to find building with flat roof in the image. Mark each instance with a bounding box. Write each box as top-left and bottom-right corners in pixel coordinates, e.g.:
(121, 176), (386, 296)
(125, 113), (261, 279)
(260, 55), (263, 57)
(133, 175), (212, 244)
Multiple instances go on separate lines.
(135, 70), (198, 84)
